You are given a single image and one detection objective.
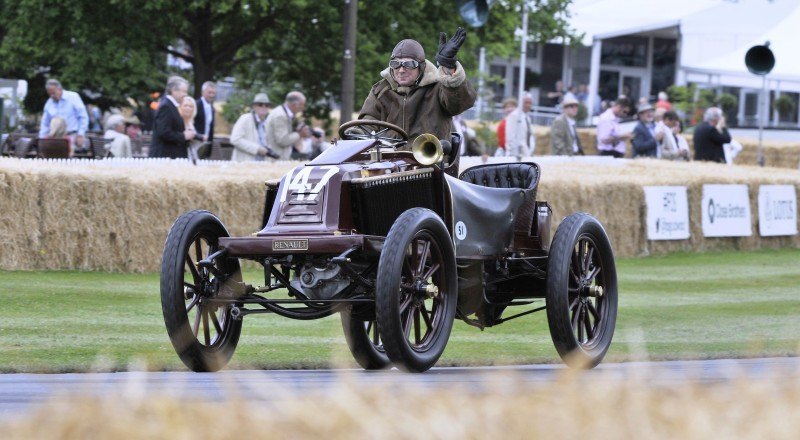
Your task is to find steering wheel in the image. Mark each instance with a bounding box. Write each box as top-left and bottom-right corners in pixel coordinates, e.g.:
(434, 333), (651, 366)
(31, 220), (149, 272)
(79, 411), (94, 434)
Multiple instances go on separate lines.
(338, 120), (409, 144)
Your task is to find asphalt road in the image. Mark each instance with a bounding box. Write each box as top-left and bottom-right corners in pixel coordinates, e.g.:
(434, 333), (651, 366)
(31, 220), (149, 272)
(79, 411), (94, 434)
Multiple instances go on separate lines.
(1, 357), (798, 421)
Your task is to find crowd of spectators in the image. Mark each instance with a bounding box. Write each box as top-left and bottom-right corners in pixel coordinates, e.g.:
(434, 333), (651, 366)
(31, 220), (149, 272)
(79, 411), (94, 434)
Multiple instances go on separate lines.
(11, 72), (741, 166)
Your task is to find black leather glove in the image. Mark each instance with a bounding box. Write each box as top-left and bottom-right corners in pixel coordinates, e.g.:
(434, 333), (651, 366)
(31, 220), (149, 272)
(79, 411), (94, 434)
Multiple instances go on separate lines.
(435, 27), (467, 69)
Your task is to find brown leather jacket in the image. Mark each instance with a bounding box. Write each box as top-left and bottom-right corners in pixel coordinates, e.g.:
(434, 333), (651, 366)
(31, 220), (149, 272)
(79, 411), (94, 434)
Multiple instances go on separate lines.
(358, 60), (477, 141)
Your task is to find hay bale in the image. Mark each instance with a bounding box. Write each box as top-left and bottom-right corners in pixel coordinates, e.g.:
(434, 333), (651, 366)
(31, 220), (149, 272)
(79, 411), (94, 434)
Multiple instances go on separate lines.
(0, 157), (798, 272)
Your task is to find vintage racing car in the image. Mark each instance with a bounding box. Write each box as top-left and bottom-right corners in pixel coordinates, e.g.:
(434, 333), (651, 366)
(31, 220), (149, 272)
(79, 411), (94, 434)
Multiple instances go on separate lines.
(160, 120), (618, 373)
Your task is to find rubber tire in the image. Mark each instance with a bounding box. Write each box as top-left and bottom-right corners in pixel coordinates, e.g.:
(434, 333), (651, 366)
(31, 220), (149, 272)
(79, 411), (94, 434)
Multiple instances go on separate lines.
(546, 212), (618, 369)
(341, 312), (391, 370)
(161, 210), (243, 372)
(376, 208), (457, 373)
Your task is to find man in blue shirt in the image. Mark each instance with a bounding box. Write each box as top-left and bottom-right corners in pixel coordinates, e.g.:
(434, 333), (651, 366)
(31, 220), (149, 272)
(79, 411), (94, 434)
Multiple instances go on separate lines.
(38, 79), (89, 149)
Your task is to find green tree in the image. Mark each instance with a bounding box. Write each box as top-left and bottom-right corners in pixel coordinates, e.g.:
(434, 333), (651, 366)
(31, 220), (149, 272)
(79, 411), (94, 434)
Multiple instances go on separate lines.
(0, 0), (576, 122)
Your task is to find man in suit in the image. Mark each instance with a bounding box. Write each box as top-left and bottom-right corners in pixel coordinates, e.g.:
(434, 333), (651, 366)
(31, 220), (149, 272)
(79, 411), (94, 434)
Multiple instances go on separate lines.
(504, 93), (535, 159)
(265, 91), (311, 160)
(194, 81), (216, 144)
(550, 96), (584, 156)
(631, 104), (664, 158)
(149, 76), (194, 158)
(693, 107), (731, 163)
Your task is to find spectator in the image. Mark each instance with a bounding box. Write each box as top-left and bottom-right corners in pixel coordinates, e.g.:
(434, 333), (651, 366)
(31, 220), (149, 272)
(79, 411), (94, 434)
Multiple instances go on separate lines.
(38, 79), (89, 151)
(658, 111), (689, 161)
(631, 104), (663, 158)
(550, 96), (583, 156)
(230, 93), (277, 162)
(495, 97), (517, 155)
(596, 96), (633, 158)
(178, 96), (206, 162)
(296, 126), (326, 161)
(546, 80), (565, 107)
(103, 114), (132, 158)
(149, 76), (194, 158)
(655, 91), (672, 111)
(575, 83), (588, 106)
(453, 114), (485, 157)
(266, 91), (311, 160)
(47, 116), (73, 156)
(194, 81), (216, 145)
(124, 115), (143, 142)
(504, 92), (535, 159)
(693, 107), (731, 163)
(358, 29), (476, 142)
(88, 104), (103, 132)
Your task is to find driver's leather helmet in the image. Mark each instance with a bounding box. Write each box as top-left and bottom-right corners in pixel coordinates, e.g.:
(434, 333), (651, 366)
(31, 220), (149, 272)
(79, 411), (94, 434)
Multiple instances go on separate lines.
(391, 39), (425, 64)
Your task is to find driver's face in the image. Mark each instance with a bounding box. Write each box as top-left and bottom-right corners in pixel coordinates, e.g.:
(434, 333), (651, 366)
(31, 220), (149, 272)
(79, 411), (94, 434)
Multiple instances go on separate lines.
(391, 57), (420, 87)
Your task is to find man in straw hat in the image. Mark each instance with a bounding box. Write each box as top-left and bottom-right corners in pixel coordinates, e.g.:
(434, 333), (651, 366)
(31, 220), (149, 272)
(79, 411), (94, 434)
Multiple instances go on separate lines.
(103, 114), (132, 158)
(358, 27), (476, 142)
(230, 93), (280, 162)
(631, 103), (664, 158)
(551, 95), (584, 156)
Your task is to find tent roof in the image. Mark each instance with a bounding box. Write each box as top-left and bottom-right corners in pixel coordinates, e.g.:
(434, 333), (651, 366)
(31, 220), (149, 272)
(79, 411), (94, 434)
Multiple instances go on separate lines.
(681, 1), (800, 84)
(567, 0), (719, 45)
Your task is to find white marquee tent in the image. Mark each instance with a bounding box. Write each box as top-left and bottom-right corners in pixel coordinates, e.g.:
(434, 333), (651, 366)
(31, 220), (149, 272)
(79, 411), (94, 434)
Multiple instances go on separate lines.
(563, 0), (800, 112)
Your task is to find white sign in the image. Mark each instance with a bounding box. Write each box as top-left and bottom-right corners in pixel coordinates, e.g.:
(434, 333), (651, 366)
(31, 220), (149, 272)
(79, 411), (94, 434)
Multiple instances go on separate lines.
(758, 185), (798, 236)
(644, 186), (690, 240)
(701, 185), (752, 237)
(454, 221), (467, 240)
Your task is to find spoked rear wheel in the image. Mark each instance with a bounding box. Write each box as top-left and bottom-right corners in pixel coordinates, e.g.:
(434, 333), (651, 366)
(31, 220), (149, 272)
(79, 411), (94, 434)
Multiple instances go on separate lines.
(341, 311), (391, 370)
(161, 210), (243, 372)
(546, 212), (617, 369)
(376, 208), (457, 373)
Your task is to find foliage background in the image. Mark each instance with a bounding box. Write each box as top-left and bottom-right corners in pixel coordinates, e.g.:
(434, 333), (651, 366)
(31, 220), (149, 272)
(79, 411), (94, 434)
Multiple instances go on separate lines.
(0, 0), (576, 125)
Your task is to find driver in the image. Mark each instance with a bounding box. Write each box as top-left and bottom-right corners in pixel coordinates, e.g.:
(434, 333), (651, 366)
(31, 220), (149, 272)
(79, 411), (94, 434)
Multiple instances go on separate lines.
(358, 28), (477, 142)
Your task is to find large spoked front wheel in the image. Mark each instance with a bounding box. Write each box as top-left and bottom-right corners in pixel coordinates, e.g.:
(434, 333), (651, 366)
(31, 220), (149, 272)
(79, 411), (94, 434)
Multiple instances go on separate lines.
(376, 208), (457, 373)
(161, 210), (243, 372)
(546, 212), (618, 369)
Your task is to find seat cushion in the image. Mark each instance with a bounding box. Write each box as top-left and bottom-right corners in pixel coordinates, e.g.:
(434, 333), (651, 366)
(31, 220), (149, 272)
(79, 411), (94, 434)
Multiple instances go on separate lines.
(458, 162), (539, 190)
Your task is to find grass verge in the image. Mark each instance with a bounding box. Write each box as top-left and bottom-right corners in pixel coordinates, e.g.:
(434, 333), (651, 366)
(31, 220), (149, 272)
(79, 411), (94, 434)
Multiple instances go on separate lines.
(1, 248), (798, 372)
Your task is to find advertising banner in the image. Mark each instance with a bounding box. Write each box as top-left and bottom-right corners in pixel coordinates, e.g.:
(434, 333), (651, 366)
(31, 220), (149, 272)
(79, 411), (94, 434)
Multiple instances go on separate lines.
(644, 186), (690, 240)
(758, 185), (798, 236)
(701, 185), (752, 237)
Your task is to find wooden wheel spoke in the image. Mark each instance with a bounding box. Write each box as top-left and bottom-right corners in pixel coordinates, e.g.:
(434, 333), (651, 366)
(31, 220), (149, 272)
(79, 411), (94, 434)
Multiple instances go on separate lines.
(578, 241), (587, 274)
(421, 263), (440, 281)
(185, 257), (201, 283)
(416, 240), (430, 277)
(587, 266), (602, 283)
(577, 306), (585, 342)
(367, 321), (380, 345)
(584, 245), (595, 274)
(186, 294), (200, 313)
(209, 309), (223, 334)
(414, 308), (421, 344)
(399, 294), (414, 314)
(194, 238), (204, 266)
(571, 302), (581, 333)
(587, 301), (600, 322)
(202, 308), (211, 345)
(402, 258), (414, 278)
(569, 296), (581, 312)
(420, 304), (433, 330)
(583, 308), (594, 340)
(192, 306), (201, 337)
(403, 306), (414, 338)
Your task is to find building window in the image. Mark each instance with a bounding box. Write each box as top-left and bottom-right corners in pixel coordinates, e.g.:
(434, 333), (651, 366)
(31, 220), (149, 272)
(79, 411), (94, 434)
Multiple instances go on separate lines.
(601, 36), (648, 67)
(651, 38), (677, 98)
(489, 65), (507, 103)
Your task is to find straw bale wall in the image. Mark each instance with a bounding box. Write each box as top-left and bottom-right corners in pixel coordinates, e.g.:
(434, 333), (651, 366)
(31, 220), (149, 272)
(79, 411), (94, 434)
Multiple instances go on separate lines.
(0, 157), (798, 272)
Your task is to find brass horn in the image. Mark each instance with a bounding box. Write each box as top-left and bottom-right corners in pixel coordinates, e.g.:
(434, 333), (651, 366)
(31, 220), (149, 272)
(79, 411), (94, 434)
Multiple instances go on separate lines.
(411, 133), (444, 166)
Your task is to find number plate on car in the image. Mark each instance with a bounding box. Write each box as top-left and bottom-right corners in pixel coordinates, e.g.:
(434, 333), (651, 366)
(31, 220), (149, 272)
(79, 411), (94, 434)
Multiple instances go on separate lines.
(272, 239), (309, 251)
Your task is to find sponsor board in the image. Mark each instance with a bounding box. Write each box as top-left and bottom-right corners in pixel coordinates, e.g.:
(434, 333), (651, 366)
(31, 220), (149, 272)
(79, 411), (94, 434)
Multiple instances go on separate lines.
(701, 184), (752, 237)
(644, 186), (690, 240)
(758, 185), (798, 236)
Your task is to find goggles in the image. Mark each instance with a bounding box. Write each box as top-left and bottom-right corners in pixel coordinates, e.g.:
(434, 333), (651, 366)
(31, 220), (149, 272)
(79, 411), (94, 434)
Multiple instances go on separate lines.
(389, 59), (420, 70)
